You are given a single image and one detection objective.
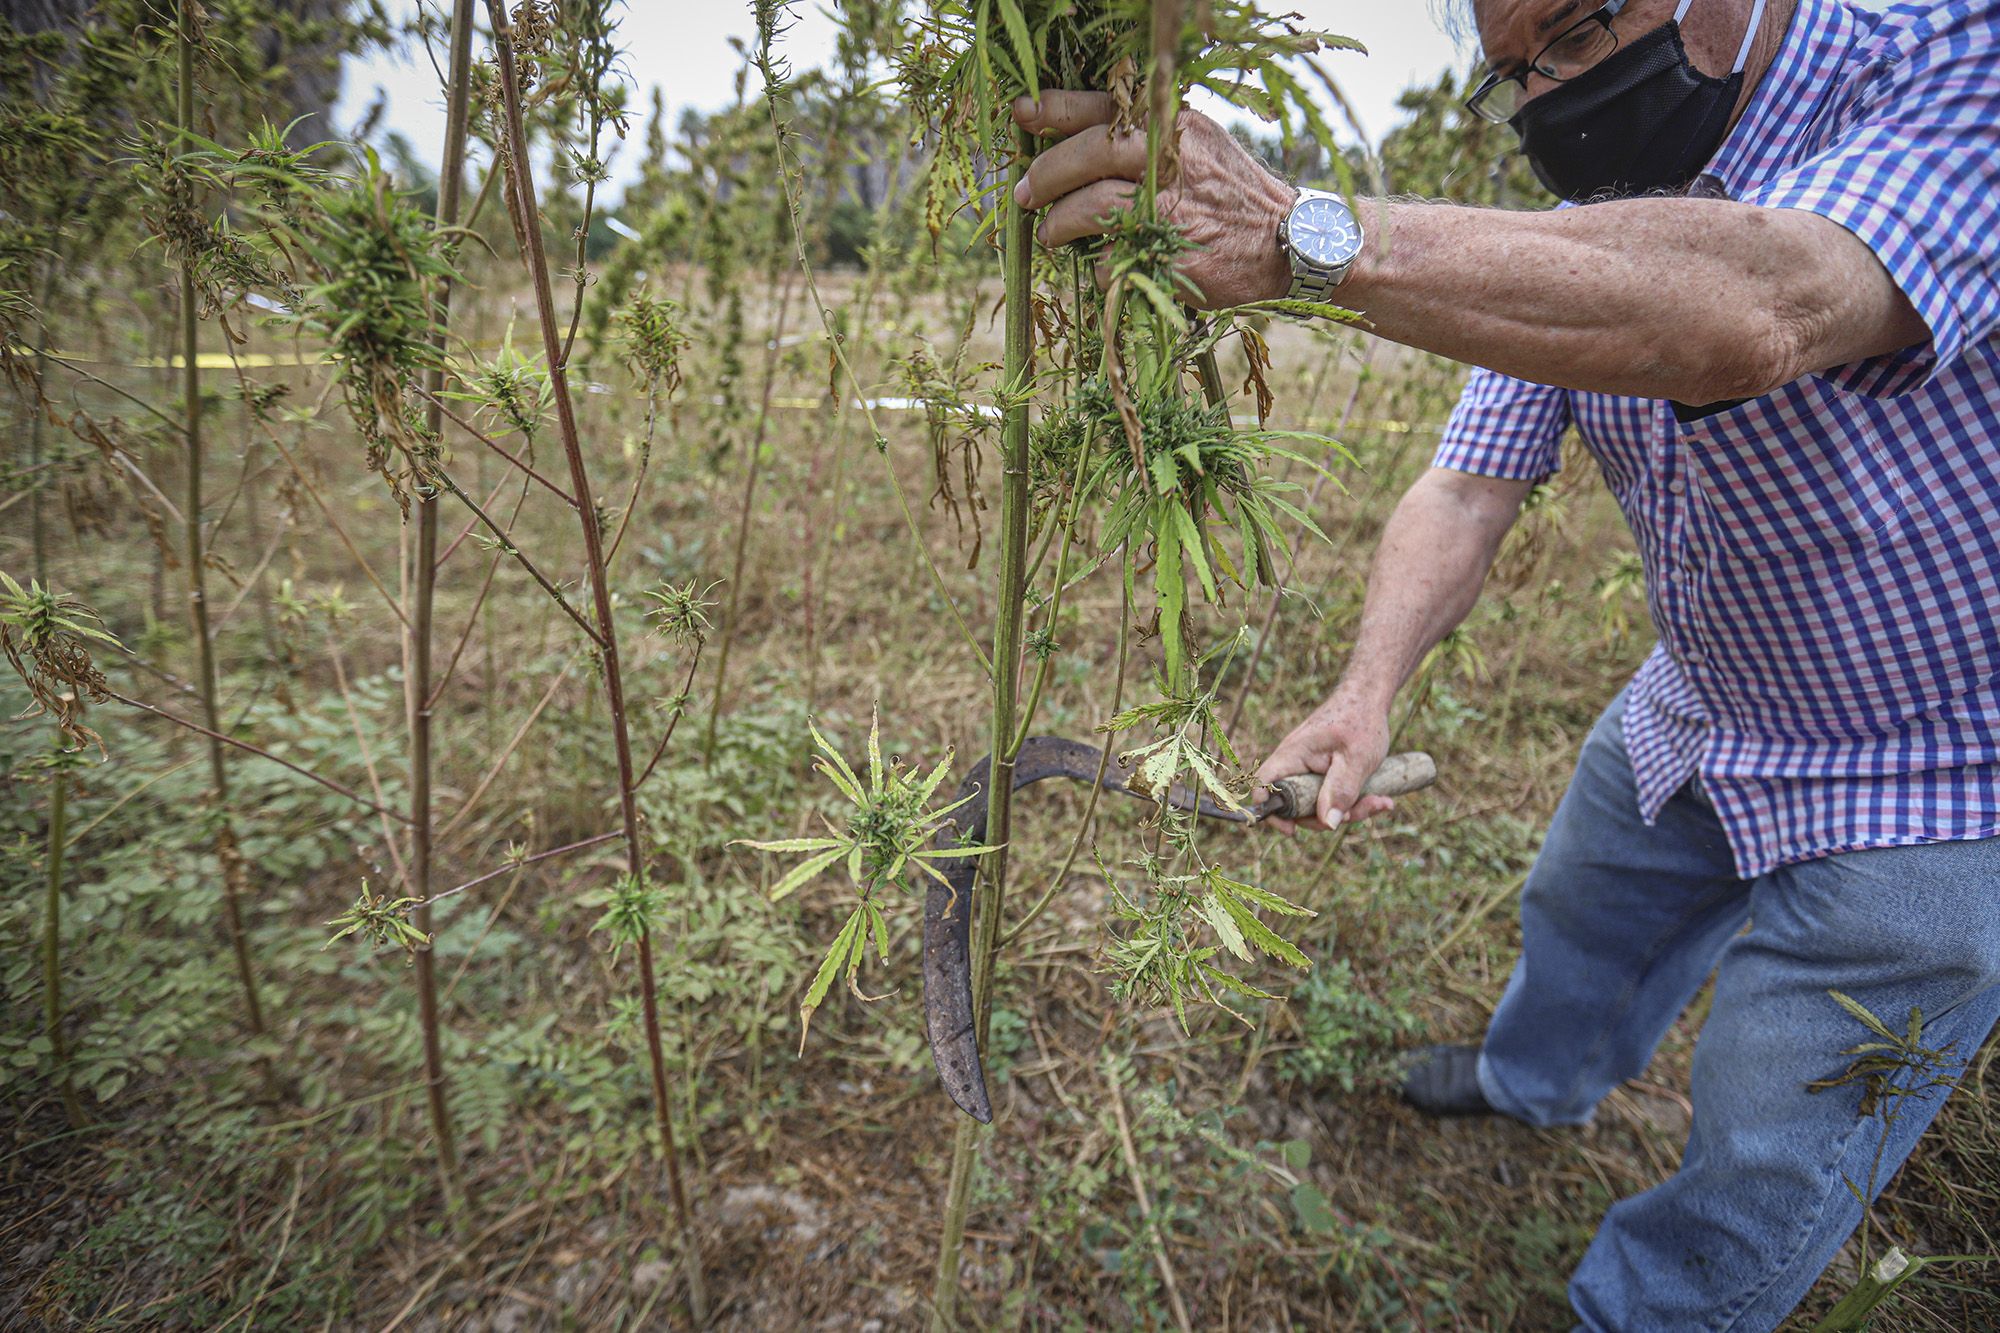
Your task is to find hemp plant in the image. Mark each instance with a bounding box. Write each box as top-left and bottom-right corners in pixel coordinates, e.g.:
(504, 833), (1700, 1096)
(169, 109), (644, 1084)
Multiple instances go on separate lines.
(401, 0), (478, 1213)
(751, 0), (1360, 1319)
(135, 1), (272, 1036)
(871, 0), (1363, 1321)
(1806, 987), (1987, 1325)
(741, 713), (996, 1048)
(2, 574), (117, 1129)
(480, 1), (707, 1316)
(193, 23), (475, 1202)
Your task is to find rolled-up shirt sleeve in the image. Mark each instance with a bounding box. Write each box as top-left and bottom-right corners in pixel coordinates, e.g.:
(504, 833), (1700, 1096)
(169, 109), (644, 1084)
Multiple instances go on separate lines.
(1433, 364), (1572, 480)
(1739, 4), (2000, 398)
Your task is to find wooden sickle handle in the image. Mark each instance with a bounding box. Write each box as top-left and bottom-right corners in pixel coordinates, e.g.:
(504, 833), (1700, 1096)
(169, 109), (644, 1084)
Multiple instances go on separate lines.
(1257, 751), (1437, 822)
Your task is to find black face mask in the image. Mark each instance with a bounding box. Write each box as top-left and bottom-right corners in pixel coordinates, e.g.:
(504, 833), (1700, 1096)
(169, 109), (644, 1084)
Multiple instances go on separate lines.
(1511, 0), (1767, 202)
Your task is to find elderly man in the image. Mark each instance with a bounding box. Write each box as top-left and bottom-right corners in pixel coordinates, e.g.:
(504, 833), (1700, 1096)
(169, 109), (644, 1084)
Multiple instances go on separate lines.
(1012, 0), (2000, 1327)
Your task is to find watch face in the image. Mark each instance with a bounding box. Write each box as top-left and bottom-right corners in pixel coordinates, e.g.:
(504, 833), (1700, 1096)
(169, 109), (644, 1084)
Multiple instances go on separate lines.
(1288, 195), (1363, 269)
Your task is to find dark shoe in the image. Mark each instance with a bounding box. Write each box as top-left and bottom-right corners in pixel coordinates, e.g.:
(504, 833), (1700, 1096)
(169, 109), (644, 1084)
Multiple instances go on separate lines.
(1400, 1043), (1497, 1118)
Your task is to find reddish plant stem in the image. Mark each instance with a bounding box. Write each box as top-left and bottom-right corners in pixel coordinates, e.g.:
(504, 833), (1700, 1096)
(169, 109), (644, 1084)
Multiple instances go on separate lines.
(436, 448), (533, 567)
(420, 388), (578, 506)
(636, 646), (706, 791)
(407, 0), (477, 1214)
(104, 687), (411, 826)
(428, 468), (605, 647)
(431, 435), (538, 713)
(427, 531), (509, 709)
(483, 5), (706, 1320)
(424, 831), (621, 906)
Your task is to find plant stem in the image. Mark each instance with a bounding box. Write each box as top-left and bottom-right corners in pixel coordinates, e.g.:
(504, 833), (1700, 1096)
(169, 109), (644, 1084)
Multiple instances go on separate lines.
(103, 687), (408, 825)
(406, 0), (476, 1220)
(931, 126), (1035, 1333)
(636, 646), (707, 790)
(427, 468), (604, 646)
(28, 246), (81, 1130)
(178, 0), (264, 1036)
(483, 6), (706, 1319)
(1194, 346), (1227, 407)
(1004, 569), (1133, 947)
(421, 391), (578, 506)
(702, 269), (796, 766)
(424, 831), (621, 906)
(42, 774), (84, 1128)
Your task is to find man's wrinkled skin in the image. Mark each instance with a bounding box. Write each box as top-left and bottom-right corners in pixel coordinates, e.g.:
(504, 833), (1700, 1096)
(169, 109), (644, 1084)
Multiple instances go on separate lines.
(1013, 91), (1295, 308)
(1011, 0), (1928, 834)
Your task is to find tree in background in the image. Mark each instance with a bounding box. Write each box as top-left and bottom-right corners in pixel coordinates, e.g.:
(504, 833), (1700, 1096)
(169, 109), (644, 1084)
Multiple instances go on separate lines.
(1377, 66), (1549, 206)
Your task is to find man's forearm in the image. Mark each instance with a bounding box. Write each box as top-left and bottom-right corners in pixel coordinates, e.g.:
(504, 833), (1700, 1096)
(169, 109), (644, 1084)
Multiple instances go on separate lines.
(1006, 94), (1927, 405)
(1333, 198), (1926, 406)
(1334, 467), (1530, 716)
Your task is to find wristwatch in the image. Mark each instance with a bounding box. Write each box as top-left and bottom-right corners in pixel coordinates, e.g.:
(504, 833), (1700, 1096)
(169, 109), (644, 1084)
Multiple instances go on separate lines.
(1276, 188), (1364, 302)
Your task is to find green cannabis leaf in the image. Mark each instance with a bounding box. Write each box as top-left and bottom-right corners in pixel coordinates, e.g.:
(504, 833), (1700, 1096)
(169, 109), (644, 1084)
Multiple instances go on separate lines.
(738, 709), (997, 1046)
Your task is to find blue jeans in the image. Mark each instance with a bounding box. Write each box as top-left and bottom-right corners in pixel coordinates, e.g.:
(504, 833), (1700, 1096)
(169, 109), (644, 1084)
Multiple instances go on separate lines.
(1477, 689), (2000, 1332)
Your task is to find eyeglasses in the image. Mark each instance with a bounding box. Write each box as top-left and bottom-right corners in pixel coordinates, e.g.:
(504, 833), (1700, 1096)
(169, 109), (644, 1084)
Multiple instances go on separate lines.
(1464, 0), (1631, 123)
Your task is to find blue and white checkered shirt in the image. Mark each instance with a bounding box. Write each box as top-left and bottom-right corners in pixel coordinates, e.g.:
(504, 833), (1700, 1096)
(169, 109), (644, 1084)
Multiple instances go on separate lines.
(1434, 0), (2000, 877)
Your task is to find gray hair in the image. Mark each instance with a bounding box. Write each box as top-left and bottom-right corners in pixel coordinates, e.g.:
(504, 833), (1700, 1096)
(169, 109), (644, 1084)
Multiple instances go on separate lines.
(1430, 0), (1481, 47)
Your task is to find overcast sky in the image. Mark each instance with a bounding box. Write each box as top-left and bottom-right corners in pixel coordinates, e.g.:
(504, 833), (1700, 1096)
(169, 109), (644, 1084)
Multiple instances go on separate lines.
(332, 2), (1471, 198)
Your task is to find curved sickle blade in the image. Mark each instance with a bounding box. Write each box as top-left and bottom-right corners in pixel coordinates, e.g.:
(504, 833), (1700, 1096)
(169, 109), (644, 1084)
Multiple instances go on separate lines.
(920, 736), (1256, 1124)
(921, 736), (1436, 1122)
(923, 753), (998, 1124)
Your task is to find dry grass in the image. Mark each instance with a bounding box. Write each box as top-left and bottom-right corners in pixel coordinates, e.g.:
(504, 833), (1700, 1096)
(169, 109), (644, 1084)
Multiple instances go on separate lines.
(2, 268), (1994, 1332)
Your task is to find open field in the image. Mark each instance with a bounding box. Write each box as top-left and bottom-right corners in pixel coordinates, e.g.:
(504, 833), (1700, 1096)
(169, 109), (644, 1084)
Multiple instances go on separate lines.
(4, 3), (1996, 1329)
(6, 261), (1995, 1328)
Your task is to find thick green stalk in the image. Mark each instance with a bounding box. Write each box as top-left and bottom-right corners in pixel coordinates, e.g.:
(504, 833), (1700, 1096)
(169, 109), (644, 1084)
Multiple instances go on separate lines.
(43, 775), (83, 1127)
(406, 0), (477, 1216)
(1146, 0), (1185, 202)
(178, 1), (264, 1036)
(483, 5), (706, 1320)
(29, 267), (78, 1129)
(930, 127), (1035, 1333)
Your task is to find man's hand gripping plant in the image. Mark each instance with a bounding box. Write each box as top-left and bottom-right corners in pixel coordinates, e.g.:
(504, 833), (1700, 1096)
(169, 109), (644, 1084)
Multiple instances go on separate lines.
(748, 1), (1422, 1325)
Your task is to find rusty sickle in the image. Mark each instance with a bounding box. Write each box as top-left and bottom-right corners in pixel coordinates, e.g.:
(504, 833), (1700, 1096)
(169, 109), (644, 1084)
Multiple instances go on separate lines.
(922, 737), (1438, 1123)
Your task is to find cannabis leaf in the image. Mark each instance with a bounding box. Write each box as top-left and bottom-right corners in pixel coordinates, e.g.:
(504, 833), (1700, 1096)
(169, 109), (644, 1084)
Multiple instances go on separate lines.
(738, 709), (997, 1047)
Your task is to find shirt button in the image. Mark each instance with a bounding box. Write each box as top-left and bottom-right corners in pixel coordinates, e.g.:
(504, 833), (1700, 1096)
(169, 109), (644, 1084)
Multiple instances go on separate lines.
(1668, 478), (1687, 496)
